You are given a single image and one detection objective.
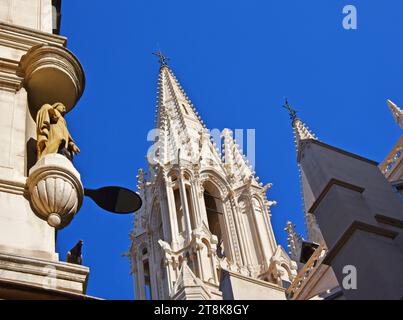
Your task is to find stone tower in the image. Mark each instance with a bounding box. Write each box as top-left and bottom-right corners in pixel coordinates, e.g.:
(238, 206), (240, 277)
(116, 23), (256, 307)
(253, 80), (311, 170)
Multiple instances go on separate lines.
(0, 1), (90, 299)
(129, 59), (297, 300)
(293, 108), (403, 300)
(284, 114), (341, 300)
(379, 100), (403, 185)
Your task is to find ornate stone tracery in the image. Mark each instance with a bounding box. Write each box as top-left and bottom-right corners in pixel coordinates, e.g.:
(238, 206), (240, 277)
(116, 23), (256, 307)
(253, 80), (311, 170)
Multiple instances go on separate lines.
(129, 63), (295, 300)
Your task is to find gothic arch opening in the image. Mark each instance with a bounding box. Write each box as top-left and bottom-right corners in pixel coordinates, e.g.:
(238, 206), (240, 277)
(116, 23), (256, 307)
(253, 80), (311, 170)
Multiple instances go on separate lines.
(143, 258), (152, 299)
(173, 187), (185, 233)
(151, 201), (164, 241)
(183, 172), (197, 230)
(138, 246), (152, 300)
(185, 184), (196, 229)
(203, 181), (228, 259)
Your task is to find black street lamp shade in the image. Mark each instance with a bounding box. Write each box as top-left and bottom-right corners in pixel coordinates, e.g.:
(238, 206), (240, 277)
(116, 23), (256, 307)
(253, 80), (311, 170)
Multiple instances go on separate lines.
(84, 186), (142, 214)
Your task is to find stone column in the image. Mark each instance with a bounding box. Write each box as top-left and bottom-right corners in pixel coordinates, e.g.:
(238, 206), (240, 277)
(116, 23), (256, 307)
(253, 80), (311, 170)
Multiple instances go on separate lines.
(197, 182), (210, 227)
(148, 234), (159, 300)
(165, 180), (180, 249)
(178, 173), (192, 240)
(261, 202), (278, 254)
(234, 198), (254, 269)
(250, 198), (274, 268)
(165, 261), (173, 297)
(136, 256), (146, 300)
(189, 181), (202, 227)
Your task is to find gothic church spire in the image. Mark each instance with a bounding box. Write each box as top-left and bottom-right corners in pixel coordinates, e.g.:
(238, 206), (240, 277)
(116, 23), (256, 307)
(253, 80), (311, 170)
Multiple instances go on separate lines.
(387, 99), (403, 129)
(152, 57), (208, 166)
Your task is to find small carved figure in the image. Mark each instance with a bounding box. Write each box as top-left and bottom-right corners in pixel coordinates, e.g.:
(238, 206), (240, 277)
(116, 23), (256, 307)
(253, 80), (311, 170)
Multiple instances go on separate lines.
(36, 102), (80, 160)
(66, 240), (83, 265)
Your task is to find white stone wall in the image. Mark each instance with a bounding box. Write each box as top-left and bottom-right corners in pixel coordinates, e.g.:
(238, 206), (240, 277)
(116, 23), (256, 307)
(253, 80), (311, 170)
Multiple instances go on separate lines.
(0, 2), (63, 258)
(0, 0), (52, 33)
(0, 2), (87, 298)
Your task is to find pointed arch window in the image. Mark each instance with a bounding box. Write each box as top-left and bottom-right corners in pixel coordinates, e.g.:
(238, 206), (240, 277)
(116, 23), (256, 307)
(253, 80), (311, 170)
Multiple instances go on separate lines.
(139, 247), (153, 300)
(152, 202), (165, 241)
(174, 187), (185, 233)
(204, 191), (224, 241)
(203, 182), (227, 258)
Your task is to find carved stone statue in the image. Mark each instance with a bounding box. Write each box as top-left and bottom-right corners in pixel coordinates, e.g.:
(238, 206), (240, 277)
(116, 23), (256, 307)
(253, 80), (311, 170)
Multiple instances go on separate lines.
(36, 102), (80, 160)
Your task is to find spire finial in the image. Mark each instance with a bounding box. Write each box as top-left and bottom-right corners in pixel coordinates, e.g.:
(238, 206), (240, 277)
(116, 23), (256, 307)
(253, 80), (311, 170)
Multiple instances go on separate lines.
(282, 98), (298, 123)
(152, 50), (170, 66)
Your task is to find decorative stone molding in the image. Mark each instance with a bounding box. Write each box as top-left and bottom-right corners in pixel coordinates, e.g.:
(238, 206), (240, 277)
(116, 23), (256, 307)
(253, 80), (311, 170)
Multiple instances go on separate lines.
(0, 251), (90, 297)
(0, 22), (66, 55)
(0, 176), (26, 196)
(0, 58), (24, 92)
(199, 171), (229, 198)
(18, 43), (85, 113)
(27, 154), (84, 229)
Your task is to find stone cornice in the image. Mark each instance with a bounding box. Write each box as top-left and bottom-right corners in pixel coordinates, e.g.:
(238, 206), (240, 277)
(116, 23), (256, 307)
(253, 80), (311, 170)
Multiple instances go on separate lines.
(0, 22), (68, 93)
(0, 176), (26, 196)
(299, 139), (379, 166)
(323, 220), (398, 265)
(0, 278), (99, 300)
(221, 268), (286, 292)
(375, 214), (403, 229)
(0, 22), (66, 52)
(308, 178), (365, 214)
(0, 252), (89, 281)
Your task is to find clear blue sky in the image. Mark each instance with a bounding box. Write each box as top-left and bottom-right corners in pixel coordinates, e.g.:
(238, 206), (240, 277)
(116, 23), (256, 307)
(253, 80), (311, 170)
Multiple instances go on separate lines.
(57, 0), (403, 299)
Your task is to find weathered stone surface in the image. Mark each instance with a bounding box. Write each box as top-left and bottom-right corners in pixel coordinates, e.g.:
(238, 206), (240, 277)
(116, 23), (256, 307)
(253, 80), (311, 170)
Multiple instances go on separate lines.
(0, 0), (53, 33)
(220, 269), (286, 300)
(0, 252), (90, 297)
(0, 1), (90, 299)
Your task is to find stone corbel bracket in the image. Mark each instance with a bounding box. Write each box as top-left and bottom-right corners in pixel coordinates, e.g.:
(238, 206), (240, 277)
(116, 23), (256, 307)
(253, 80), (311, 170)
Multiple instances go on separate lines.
(27, 154), (84, 229)
(18, 43), (85, 113)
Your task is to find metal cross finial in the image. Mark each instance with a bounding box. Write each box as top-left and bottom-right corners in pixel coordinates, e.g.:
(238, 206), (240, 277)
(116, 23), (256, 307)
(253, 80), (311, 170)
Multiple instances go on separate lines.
(152, 50), (170, 66)
(282, 98), (298, 122)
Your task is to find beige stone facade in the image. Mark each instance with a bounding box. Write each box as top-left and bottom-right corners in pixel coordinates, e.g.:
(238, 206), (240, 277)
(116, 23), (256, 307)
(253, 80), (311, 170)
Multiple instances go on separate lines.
(0, 0), (91, 299)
